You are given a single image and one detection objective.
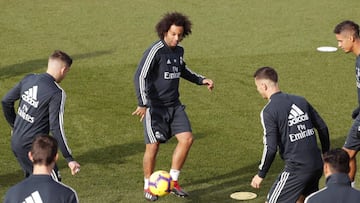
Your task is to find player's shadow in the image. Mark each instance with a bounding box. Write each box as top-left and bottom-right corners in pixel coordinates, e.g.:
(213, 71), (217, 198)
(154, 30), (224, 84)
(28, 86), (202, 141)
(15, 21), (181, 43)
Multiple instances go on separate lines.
(0, 50), (113, 80)
(181, 135), (349, 203)
(0, 170), (25, 188)
(0, 141), (143, 189)
(181, 161), (282, 203)
(68, 141), (144, 167)
(70, 132), (208, 168)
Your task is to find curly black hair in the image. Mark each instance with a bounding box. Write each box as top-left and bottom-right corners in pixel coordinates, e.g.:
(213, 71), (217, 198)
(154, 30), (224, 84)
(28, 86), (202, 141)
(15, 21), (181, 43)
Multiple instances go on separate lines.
(155, 12), (192, 39)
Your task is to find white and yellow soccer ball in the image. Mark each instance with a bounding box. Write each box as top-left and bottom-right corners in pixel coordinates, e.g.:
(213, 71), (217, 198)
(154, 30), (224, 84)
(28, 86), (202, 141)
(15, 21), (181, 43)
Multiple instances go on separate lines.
(149, 170), (174, 197)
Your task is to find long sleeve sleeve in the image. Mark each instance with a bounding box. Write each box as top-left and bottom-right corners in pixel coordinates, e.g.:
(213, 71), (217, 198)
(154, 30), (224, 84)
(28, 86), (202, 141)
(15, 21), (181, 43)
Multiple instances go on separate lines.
(308, 104), (330, 153)
(258, 110), (278, 179)
(49, 90), (74, 162)
(134, 43), (162, 107)
(2, 82), (21, 128)
(180, 62), (205, 85)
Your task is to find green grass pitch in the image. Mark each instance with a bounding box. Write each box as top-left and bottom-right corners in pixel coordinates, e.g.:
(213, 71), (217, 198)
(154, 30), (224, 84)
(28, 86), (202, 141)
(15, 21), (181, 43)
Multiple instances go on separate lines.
(1, 0), (360, 202)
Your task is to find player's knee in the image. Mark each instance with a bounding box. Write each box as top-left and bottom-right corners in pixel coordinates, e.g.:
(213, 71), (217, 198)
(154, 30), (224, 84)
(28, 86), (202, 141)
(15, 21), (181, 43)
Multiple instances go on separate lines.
(187, 136), (194, 145)
(177, 132), (193, 145)
(185, 133), (194, 144)
(181, 137), (193, 146)
(146, 143), (159, 153)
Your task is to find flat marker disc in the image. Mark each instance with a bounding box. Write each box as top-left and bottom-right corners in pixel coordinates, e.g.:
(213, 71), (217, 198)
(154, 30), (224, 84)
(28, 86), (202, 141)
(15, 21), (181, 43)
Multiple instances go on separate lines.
(230, 192), (257, 200)
(316, 46), (337, 52)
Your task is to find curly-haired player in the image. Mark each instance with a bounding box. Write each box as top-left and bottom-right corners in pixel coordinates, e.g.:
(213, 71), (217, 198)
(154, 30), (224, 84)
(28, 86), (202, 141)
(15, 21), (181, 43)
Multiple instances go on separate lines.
(133, 12), (214, 201)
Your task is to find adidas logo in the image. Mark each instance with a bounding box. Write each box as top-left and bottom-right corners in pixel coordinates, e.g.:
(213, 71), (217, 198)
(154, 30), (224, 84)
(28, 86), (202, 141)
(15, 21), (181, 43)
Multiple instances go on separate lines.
(21, 86), (39, 108)
(24, 191), (43, 203)
(288, 104), (309, 126)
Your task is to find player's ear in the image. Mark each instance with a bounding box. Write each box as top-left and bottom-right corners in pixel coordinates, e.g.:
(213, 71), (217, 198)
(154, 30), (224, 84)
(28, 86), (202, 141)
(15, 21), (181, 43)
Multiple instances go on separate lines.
(261, 82), (268, 91)
(54, 153), (59, 162)
(28, 151), (34, 162)
(348, 34), (356, 43)
(60, 66), (67, 74)
(323, 162), (330, 176)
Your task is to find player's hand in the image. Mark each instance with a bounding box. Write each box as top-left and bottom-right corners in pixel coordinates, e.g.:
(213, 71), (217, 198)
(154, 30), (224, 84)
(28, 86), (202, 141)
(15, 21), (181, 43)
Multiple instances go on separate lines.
(251, 174), (263, 189)
(68, 161), (81, 175)
(202, 78), (214, 91)
(132, 106), (147, 122)
(352, 107), (360, 119)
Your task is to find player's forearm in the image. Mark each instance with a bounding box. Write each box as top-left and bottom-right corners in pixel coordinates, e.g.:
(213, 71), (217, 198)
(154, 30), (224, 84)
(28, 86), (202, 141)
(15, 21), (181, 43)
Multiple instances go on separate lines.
(181, 66), (205, 85)
(58, 142), (74, 162)
(318, 127), (330, 153)
(1, 103), (16, 127)
(51, 128), (74, 162)
(257, 149), (276, 178)
(134, 70), (148, 107)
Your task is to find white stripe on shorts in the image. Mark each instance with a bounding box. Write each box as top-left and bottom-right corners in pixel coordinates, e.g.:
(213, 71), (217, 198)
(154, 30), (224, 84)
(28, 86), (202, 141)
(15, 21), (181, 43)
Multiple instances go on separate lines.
(145, 108), (157, 143)
(268, 171), (289, 203)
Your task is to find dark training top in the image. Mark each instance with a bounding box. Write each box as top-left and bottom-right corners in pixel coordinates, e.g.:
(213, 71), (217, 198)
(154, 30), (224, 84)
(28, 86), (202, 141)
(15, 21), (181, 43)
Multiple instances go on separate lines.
(134, 40), (205, 107)
(3, 175), (78, 203)
(356, 55), (360, 105)
(258, 92), (330, 178)
(2, 73), (74, 162)
(305, 173), (360, 203)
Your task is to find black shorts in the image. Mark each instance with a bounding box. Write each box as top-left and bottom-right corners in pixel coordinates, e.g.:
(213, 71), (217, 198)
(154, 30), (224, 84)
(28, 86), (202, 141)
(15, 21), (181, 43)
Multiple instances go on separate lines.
(267, 169), (322, 203)
(143, 104), (192, 144)
(344, 116), (360, 151)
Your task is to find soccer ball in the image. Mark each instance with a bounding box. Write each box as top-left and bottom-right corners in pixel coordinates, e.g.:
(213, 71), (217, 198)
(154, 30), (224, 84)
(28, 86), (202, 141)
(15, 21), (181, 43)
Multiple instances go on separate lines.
(149, 170), (174, 196)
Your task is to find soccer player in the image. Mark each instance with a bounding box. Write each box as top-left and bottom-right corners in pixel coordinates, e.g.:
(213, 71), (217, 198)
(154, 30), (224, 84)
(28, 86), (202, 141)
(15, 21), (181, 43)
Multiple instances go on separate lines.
(3, 135), (79, 203)
(250, 67), (330, 203)
(2, 50), (80, 180)
(305, 148), (360, 203)
(334, 20), (360, 186)
(132, 12), (214, 201)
